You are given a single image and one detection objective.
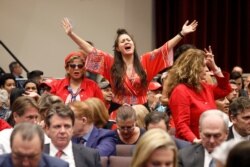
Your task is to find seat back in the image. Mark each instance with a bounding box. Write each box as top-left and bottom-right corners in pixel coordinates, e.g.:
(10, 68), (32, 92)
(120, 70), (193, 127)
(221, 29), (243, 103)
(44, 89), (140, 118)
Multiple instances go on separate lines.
(116, 144), (135, 156)
(100, 156), (108, 167)
(109, 156), (132, 167)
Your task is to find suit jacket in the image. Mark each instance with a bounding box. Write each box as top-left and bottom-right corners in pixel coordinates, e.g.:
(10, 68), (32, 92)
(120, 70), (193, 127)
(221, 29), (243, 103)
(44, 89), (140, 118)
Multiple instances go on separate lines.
(227, 126), (234, 140)
(44, 143), (101, 167)
(172, 136), (191, 150)
(0, 153), (69, 167)
(80, 127), (116, 156)
(178, 144), (205, 167)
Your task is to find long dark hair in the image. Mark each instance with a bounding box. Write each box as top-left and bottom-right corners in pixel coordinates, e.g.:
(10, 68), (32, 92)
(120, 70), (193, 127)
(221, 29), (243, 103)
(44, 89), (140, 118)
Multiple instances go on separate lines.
(111, 29), (147, 94)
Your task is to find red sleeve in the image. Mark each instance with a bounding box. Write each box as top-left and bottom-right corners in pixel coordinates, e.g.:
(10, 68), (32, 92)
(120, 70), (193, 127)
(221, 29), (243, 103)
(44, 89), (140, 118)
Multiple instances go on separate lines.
(141, 43), (173, 82)
(211, 72), (232, 100)
(0, 119), (11, 131)
(169, 85), (197, 142)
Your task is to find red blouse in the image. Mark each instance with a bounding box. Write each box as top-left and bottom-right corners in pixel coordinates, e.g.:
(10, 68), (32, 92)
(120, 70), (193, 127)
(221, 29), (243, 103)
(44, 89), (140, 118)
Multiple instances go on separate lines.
(85, 43), (173, 105)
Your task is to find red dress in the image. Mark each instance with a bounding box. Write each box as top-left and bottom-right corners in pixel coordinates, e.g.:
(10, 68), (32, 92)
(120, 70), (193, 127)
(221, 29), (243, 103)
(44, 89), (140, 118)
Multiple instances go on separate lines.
(169, 72), (231, 142)
(85, 43), (173, 105)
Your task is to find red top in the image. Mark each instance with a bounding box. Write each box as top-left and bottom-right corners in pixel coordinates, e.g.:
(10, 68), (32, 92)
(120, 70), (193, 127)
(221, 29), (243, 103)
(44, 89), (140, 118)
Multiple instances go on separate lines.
(85, 43), (173, 105)
(0, 119), (11, 131)
(169, 72), (231, 142)
(50, 77), (103, 103)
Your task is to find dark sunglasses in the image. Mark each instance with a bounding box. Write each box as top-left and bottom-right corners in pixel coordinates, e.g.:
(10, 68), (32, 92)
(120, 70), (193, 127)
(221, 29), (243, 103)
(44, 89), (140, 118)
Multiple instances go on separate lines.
(69, 64), (84, 69)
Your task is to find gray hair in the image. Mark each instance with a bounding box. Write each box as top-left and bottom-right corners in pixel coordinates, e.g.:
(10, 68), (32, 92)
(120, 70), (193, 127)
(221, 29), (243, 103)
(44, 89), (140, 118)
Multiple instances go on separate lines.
(199, 109), (229, 132)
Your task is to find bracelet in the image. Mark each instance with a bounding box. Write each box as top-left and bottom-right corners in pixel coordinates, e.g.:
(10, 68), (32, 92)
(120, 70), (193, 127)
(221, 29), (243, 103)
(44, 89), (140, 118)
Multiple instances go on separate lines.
(214, 67), (222, 75)
(178, 32), (184, 38)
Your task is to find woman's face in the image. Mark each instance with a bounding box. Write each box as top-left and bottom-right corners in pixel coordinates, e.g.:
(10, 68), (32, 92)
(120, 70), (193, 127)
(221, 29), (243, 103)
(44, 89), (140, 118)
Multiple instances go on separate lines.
(3, 79), (16, 94)
(25, 82), (38, 93)
(117, 118), (135, 139)
(216, 97), (230, 114)
(146, 147), (175, 167)
(116, 34), (135, 56)
(66, 58), (85, 80)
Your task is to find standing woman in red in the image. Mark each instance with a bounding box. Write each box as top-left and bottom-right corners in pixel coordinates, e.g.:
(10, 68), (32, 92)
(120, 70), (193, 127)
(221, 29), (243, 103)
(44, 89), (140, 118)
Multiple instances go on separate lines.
(167, 48), (231, 143)
(62, 18), (197, 106)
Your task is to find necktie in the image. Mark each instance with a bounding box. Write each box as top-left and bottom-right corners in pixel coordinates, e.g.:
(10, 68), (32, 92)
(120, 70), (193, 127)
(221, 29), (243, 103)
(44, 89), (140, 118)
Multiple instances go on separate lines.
(209, 158), (215, 167)
(77, 137), (86, 145)
(55, 150), (63, 158)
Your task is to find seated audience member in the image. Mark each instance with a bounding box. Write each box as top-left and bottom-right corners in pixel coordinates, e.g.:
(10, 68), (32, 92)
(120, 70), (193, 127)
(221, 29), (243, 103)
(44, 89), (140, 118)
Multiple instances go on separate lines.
(132, 104), (149, 129)
(225, 141), (250, 167)
(9, 61), (24, 88)
(0, 89), (11, 121)
(27, 70), (44, 85)
(144, 112), (190, 149)
(37, 93), (64, 128)
(146, 81), (164, 112)
(131, 129), (178, 167)
(178, 109), (229, 167)
(0, 119), (11, 131)
(231, 66), (243, 75)
(98, 80), (114, 112)
(9, 61), (23, 79)
(0, 73), (16, 96)
(0, 96), (40, 153)
(212, 139), (242, 167)
(216, 97), (230, 114)
(50, 51), (103, 104)
(0, 122), (69, 167)
(243, 75), (250, 91)
(84, 97), (109, 129)
(44, 103), (101, 167)
(115, 105), (145, 145)
(226, 80), (239, 103)
(230, 71), (248, 97)
(23, 80), (39, 93)
(228, 97), (250, 141)
(69, 101), (116, 156)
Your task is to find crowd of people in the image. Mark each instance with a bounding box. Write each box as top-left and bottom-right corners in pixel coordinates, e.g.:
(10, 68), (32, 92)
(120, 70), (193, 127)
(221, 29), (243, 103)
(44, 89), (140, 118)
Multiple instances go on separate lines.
(0, 17), (250, 167)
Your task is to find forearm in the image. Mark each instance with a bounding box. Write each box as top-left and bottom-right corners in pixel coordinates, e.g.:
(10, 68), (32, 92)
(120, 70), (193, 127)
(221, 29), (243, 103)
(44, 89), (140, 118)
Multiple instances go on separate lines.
(68, 31), (94, 54)
(167, 31), (184, 50)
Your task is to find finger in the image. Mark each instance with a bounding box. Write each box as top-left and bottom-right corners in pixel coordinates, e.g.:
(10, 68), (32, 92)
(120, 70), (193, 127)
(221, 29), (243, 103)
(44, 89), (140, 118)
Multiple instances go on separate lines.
(184, 20), (189, 25)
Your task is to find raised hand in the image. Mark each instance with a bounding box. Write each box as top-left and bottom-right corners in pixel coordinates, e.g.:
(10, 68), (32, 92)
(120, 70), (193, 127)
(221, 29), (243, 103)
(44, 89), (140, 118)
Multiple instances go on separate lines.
(62, 17), (73, 35)
(181, 20), (198, 36)
(204, 45), (217, 70)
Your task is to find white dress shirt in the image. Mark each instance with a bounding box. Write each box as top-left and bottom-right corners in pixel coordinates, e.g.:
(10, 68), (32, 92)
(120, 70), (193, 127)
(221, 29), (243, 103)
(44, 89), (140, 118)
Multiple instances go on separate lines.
(50, 141), (76, 167)
(204, 149), (214, 167)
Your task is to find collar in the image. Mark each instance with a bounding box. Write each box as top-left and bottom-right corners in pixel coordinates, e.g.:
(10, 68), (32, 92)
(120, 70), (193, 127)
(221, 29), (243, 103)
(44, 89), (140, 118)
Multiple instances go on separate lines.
(232, 126), (250, 141)
(50, 141), (72, 157)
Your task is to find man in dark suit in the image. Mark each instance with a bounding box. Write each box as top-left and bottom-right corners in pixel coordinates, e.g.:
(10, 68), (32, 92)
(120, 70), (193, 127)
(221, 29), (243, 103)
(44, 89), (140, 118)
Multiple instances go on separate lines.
(70, 101), (116, 156)
(44, 103), (101, 167)
(144, 111), (191, 149)
(0, 122), (69, 167)
(228, 96), (250, 141)
(178, 109), (229, 167)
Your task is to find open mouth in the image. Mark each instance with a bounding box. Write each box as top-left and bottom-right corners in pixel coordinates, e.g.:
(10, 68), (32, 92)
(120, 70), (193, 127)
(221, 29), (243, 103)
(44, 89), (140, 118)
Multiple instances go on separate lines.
(125, 46), (131, 51)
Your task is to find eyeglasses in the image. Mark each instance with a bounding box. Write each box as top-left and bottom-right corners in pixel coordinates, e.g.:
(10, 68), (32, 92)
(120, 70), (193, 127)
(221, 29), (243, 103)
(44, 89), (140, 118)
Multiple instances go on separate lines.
(69, 64), (84, 69)
(118, 125), (135, 131)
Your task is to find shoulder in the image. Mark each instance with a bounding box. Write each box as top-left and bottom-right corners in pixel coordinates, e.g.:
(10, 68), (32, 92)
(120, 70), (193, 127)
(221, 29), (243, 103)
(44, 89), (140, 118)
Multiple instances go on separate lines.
(42, 153), (69, 166)
(0, 153), (11, 165)
(96, 128), (115, 136)
(179, 144), (203, 155)
(72, 143), (98, 155)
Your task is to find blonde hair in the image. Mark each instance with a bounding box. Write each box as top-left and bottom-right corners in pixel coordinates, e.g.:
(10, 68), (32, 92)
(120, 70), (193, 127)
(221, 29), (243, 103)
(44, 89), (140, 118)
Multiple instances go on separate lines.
(167, 48), (205, 97)
(84, 97), (109, 128)
(132, 104), (149, 128)
(131, 129), (177, 167)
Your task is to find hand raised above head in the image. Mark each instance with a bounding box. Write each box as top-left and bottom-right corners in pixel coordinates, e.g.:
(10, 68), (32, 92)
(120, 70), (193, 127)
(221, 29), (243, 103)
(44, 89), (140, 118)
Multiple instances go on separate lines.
(181, 20), (198, 36)
(62, 17), (73, 35)
(204, 45), (217, 71)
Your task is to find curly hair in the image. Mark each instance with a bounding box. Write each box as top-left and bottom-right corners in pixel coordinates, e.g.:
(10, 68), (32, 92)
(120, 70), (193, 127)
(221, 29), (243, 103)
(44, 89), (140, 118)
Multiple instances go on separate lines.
(167, 48), (206, 96)
(111, 29), (147, 94)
